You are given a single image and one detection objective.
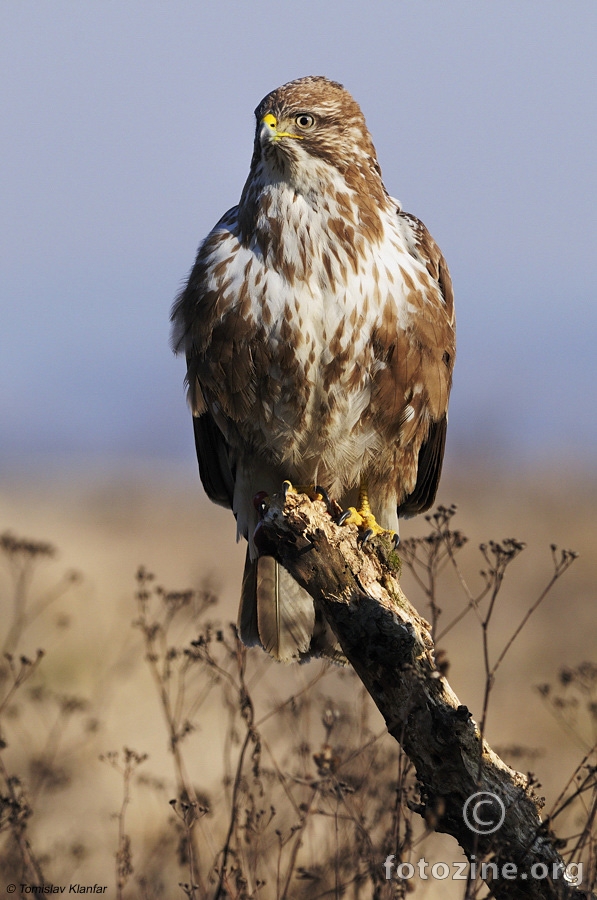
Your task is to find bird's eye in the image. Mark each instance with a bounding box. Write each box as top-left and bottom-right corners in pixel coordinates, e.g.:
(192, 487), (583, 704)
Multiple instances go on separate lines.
(295, 114), (315, 129)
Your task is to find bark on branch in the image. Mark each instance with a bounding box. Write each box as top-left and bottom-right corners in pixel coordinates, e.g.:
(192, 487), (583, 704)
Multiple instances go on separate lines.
(258, 489), (594, 900)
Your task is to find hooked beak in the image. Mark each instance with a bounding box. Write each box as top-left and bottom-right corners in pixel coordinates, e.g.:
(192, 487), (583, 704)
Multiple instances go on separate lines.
(260, 113), (304, 141)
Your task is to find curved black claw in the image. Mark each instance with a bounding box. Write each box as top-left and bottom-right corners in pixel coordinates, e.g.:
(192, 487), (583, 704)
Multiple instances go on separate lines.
(337, 510), (352, 527)
(314, 484), (330, 505)
(282, 480), (293, 501)
(392, 533), (400, 550)
(358, 528), (374, 545)
(314, 484), (333, 514)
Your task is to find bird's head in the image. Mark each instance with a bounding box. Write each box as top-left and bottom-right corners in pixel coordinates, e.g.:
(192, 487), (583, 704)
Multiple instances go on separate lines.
(246, 76), (385, 197)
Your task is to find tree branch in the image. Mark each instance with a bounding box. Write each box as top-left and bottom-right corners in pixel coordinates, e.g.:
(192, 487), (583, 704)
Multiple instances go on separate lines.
(257, 489), (594, 900)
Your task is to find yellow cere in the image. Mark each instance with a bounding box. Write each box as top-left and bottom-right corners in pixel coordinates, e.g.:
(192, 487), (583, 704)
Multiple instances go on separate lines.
(261, 113), (304, 140)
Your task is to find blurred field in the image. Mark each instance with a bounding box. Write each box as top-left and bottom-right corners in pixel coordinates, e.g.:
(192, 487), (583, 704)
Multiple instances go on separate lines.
(0, 460), (595, 896)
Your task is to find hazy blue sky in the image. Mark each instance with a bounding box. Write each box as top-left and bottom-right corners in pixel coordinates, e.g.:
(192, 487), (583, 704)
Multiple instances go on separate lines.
(2, 1), (596, 473)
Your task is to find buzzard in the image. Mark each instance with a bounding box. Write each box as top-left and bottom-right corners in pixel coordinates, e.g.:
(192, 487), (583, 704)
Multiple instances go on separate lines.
(171, 76), (455, 662)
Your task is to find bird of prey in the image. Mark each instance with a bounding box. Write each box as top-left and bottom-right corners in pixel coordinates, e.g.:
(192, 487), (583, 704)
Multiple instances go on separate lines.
(171, 76), (455, 663)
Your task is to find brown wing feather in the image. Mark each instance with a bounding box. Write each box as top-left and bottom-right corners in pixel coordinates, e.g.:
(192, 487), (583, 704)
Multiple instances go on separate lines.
(397, 415), (447, 517)
(395, 210), (455, 516)
(192, 411), (235, 510)
(171, 212), (262, 511)
(399, 211), (455, 327)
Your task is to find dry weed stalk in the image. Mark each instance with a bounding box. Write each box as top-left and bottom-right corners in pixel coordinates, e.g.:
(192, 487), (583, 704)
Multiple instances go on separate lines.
(100, 747), (148, 898)
(1, 531), (81, 657)
(537, 664), (597, 896)
(0, 530), (81, 886)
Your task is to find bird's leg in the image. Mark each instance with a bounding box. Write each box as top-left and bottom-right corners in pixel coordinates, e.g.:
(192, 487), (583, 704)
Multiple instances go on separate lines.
(337, 480), (380, 532)
(338, 479), (399, 546)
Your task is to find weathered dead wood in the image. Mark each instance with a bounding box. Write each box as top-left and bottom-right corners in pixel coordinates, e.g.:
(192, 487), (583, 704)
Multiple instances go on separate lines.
(258, 489), (594, 900)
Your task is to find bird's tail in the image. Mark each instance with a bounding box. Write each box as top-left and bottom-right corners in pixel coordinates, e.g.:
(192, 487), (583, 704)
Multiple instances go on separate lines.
(238, 550), (345, 664)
